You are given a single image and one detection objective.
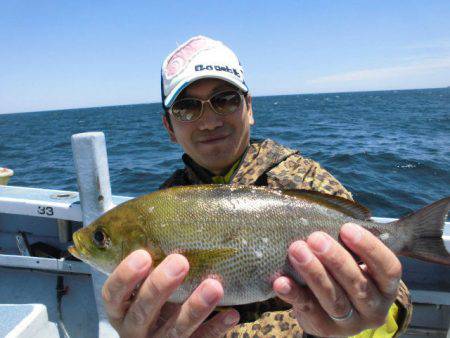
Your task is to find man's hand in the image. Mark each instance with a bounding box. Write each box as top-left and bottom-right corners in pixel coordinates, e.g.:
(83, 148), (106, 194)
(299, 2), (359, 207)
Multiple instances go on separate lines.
(102, 250), (240, 338)
(273, 223), (402, 337)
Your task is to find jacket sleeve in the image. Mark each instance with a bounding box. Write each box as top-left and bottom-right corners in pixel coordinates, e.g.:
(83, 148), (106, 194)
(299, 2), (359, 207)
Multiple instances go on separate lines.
(393, 280), (413, 338)
(224, 309), (304, 338)
(266, 154), (353, 200)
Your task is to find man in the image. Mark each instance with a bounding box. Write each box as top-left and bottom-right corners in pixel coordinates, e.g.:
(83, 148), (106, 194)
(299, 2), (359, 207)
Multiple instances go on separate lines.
(102, 36), (412, 337)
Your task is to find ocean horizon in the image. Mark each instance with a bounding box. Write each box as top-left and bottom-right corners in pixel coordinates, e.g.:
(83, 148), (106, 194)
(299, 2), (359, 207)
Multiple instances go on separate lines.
(2, 86), (449, 116)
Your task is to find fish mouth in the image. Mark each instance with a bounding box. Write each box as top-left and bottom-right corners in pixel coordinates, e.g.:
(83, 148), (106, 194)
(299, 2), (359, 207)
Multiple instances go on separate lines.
(68, 230), (88, 260)
(68, 245), (81, 259)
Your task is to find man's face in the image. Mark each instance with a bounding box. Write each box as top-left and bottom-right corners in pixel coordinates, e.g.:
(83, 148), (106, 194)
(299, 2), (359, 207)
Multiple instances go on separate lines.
(163, 78), (254, 175)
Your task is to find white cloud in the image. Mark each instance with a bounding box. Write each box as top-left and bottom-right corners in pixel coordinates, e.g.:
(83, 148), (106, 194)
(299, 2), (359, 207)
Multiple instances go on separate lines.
(308, 56), (450, 85)
(402, 39), (450, 50)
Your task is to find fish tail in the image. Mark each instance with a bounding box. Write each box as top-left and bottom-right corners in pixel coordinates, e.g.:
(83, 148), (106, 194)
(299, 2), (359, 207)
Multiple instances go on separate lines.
(396, 196), (450, 265)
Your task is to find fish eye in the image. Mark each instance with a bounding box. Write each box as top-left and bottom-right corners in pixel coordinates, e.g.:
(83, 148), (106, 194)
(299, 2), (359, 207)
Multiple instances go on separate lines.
(93, 229), (107, 248)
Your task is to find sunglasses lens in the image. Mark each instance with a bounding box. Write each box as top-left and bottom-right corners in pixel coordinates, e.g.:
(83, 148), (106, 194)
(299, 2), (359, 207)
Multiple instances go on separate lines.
(171, 99), (202, 122)
(211, 91), (242, 115)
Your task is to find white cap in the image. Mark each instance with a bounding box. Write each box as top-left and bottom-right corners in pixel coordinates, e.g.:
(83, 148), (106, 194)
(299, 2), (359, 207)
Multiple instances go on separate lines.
(161, 36), (248, 108)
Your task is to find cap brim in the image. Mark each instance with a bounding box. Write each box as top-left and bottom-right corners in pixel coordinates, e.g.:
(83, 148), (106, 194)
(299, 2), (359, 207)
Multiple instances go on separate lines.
(163, 73), (248, 108)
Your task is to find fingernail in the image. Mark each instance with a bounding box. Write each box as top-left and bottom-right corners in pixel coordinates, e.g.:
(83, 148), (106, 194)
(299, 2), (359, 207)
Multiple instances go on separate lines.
(163, 255), (186, 278)
(223, 311), (239, 326)
(290, 241), (313, 265)
(128, 250), (149, 271)
(309, 232), (331, 254)
(342, 223), (363, 243)
(200, 283), (219, 305)
(277, 279), (292, 295)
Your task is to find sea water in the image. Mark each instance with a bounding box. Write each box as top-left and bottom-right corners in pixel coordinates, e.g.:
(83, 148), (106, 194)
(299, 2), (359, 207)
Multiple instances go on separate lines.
(1, 88), (449, 219)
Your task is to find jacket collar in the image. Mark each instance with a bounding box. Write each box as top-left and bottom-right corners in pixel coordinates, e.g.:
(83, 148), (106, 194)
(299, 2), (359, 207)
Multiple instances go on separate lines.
(182, 139), (298, 185)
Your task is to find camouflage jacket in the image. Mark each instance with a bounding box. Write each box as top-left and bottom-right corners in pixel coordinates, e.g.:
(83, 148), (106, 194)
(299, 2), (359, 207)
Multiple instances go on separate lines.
(160, 139), (412, 338)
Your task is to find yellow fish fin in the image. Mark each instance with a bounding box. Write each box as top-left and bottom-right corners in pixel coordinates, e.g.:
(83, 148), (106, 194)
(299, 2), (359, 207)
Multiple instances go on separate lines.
(181, 248), (238, 278)
(283, 189), (371, 220)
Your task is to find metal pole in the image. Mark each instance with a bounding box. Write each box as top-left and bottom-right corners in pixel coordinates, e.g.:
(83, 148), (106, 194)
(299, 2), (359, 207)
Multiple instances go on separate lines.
(71, 132), (118, 338)
(57, 219), (70, 243)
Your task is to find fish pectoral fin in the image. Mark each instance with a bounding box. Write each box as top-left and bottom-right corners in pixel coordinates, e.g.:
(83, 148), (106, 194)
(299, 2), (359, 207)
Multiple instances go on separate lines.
(181, 248), (238, 272)
(283, 189), (372, 220)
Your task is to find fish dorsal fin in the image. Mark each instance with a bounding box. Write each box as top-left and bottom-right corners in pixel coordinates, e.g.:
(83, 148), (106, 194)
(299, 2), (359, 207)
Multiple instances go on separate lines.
(180, 248), (238, 280)
(283, 189), (371, 220)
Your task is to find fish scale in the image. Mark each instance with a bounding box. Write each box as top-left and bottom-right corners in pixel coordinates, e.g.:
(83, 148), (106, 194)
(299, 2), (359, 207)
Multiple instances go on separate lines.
(69, 185), (450, 306)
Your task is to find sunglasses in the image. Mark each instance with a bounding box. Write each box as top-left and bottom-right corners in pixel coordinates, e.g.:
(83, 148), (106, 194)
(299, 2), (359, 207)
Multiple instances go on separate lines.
(169, 90), (245, 122)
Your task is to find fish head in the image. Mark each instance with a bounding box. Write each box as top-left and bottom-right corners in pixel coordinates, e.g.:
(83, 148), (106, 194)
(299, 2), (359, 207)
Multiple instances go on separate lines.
(68, 202), (151, 274)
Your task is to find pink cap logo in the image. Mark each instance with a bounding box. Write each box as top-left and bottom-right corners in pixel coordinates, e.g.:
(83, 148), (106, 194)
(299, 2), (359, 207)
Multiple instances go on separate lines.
(165, 37), (212, 78)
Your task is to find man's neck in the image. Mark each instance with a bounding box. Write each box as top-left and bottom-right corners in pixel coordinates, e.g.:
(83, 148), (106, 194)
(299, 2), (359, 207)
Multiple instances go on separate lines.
(182, 147), (249, 180)
(210, 162), (235, 176)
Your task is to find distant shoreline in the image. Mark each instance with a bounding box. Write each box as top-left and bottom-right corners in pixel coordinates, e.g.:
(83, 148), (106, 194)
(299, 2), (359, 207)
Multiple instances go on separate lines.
(2, 86), (448, 116)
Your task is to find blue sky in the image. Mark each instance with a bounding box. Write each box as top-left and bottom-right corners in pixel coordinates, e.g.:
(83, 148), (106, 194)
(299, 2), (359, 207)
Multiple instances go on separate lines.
(1, 1), (450, 114)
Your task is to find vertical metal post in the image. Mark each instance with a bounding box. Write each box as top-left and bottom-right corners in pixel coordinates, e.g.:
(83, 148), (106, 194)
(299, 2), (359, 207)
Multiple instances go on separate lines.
(57, 219), (70, 243)
(71, 132), (119, 338)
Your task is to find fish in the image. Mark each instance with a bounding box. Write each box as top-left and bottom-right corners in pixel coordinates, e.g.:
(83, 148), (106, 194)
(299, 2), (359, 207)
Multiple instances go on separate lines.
(68, 185), (450, 306)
